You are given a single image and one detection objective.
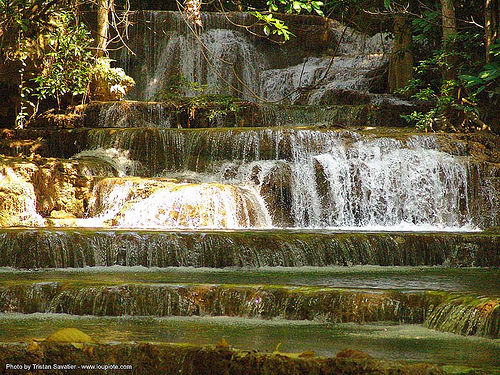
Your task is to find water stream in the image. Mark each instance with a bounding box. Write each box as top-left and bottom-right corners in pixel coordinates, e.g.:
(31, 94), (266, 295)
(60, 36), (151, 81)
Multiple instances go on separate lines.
(0, 314), (498, 371)
(1, 10), (499, 372)
(73, 128), (494, 231)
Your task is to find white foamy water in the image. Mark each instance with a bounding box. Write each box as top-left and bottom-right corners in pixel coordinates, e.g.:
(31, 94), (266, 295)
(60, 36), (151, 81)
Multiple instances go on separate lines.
(72, 148), (140, 177)
(143, 28), (267, 101)
(86, 178), (272, 229)
(118, 11), (393, 103)
(82, 128), (489, 231)
(260, 54), (387, 104)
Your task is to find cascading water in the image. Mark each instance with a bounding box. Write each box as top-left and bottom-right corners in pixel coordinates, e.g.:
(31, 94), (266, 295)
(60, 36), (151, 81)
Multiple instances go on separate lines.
(85, 177), (272, 229)
(117, 11), (392, 104)
(260, 54), (386, 104)
(143, 29), (267, 101)
(1, 11), (499, 371)
(119, 11), (268, 101)
(80, 128), (485, 231)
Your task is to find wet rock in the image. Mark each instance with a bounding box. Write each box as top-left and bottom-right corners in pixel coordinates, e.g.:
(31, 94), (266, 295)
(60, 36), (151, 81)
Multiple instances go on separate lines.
(1, 128), (88, 158)
(0, 342), (446, 375)
(0, 282), (446, 325)
(79, 100), (264, 129)
(89, 177), (271, 229)
(425, 295), (500, 338)
(257, 161), (294, 227)
(336, 349), (372, 360)
(0, 156), (117, 224)
(0, 229), (498, 269)
(29, 111), (84, 129)
(0, 168), (45, 227)
(316, 89), (372, 106)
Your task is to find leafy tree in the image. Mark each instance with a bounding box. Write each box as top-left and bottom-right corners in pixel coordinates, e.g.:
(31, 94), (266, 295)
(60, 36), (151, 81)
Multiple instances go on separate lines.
(184, 0), (324, 41)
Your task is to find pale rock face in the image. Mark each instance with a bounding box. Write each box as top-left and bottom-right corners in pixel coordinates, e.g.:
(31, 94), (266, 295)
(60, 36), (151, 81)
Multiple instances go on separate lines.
(0, 166), (45, 227)
(0, 156), (119, 227)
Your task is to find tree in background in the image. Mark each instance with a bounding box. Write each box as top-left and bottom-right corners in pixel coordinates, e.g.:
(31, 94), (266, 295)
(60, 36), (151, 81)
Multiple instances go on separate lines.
(387, 0), (500, 132)
(388, 13), (413, 93)
(96, 0), (114, 56)
(0, 0), (134, 128)
(485, 0), (499, 62)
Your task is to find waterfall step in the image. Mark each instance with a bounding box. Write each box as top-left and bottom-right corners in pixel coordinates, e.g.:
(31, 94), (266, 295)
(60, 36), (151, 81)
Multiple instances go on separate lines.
(2, 266), (497, 295)
(25, 101), (417, 129)
(0, 276), (498, 338)
(2, 128), (499, 230)
(0, 315), (498, 373)
(0, 229), (500, 268)
(117, 11), (394, 103)
(0, 281), (443, 322)
(6, 125), (500, 163)
(1, 228), (499, 269)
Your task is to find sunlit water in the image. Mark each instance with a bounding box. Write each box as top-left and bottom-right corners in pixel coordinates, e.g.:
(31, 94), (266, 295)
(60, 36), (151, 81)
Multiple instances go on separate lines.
(0, 266), (498, 296)
(71, 129), (494, 232)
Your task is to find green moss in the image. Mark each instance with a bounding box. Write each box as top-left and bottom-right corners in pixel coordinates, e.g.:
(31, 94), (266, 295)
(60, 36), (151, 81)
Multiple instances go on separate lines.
(0, 342), (447, 375)
(425, 295), (500, 338)
(0, 228), (499, 269)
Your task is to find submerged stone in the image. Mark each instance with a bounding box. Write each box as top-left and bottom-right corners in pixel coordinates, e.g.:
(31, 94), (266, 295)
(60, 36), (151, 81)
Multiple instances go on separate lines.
(46, 328), (96, 344)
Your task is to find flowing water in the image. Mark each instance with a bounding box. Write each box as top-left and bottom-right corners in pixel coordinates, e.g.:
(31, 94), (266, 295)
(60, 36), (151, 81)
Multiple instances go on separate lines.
(0, 314), (498, 372)
(74, 128), (495, 231)
(1, 10), (499, 373)
(117, 11), (392, 103)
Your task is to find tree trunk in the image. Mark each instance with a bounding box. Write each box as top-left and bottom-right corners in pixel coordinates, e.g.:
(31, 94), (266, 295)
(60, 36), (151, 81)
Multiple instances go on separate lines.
(96, 0), (112, 56)
(388, 14), (413, 93)
(485, 0), (499, 62)
(441, 0), (457, 80)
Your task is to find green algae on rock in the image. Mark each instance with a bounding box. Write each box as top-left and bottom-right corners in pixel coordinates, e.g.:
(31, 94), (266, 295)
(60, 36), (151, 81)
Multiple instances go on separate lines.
(0, 283), (443, 324)
(0, 342), (446, 375)
(425, 295), (500, 338)
(0, 229), (498, 269)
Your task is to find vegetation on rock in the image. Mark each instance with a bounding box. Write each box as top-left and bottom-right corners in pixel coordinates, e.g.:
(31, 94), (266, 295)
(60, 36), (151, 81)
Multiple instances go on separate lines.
(0, 0), (134, 128)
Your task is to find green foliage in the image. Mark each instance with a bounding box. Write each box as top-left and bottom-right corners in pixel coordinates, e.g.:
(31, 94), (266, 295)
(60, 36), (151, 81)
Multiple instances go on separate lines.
(411, 10), (441, 47)
(0, 0), (99, 127)
(12, 11), (96, 128)
(250, 0), (324, 42)
(152, 75), (241, 121)
(152, 74), (207, 102)
(324, 0), (363, 21)
(399, 30), (488, 132)
(30, 12), (94, 105)
(0, 0), (60, 59)
(251, 11), (293, 40)
(460, 40), (500, 99)
(266, 0), (324, 15)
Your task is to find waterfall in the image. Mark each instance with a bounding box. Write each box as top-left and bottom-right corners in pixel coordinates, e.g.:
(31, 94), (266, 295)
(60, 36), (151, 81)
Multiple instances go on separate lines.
(0, 229), (498, 268)
(0, 282), (441, 324)
(86, 178), (272, 229)
(260, 54), (387, 104)
(142, 29), (267, 100)
(84, 128), (482, 230)
(118, 12), (268, 101)
(116, 11), (392, 104)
